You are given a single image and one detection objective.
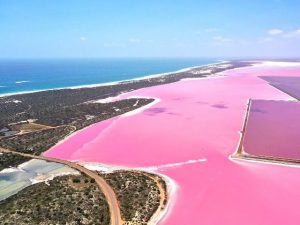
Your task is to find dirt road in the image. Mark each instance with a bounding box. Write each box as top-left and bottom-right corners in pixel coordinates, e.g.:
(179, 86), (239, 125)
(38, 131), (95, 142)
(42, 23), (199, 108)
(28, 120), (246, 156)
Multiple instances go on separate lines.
(0, 147), (123, 225)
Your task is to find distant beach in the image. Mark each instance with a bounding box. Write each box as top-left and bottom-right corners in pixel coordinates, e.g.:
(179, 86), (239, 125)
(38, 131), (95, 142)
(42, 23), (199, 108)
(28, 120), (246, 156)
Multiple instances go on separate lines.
(0, 58), (217, 96)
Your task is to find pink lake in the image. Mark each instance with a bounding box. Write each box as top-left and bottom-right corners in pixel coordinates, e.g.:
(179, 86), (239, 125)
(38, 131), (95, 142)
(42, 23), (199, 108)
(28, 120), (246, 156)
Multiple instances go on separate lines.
(45, 62), (300, 225)
(243, 100), (300, 160)
(260, 76), (300, 100)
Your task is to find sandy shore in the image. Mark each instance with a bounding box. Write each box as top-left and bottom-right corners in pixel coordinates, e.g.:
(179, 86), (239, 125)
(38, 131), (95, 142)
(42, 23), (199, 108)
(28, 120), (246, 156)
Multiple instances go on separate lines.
(0, 61), (228, 98)
(0, 159), (34, 174)
(79, 160), (177, 225)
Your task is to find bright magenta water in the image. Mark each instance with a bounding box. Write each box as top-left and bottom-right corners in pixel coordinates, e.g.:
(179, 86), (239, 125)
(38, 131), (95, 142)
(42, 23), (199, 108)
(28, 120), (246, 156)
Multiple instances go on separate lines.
(45, 64), (300, 225)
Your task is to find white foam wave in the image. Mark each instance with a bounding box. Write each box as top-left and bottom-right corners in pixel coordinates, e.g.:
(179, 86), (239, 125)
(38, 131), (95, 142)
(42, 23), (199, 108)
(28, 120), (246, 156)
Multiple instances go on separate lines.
(144, 158), (207, 171)
(0, 62), (223, 98)
(15, 80), (30, 84)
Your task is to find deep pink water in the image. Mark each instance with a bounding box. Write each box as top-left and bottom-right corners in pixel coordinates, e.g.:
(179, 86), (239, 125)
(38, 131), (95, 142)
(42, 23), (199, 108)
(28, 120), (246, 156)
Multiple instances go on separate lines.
(244, 100), (300, 160)
(45, 63), (300, 225)
(260, 76), (300, 99)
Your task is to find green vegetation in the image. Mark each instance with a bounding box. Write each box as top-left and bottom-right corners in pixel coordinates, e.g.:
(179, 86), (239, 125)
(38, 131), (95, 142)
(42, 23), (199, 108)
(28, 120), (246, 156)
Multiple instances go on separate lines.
(0, 152), (30, 171)
(25, 99), (153, 129)
(0, 62), (242, 224)
(0, 99), (153, 156)
(0, 62), (248, 130)
(0, 175), (110, 225)
(0, 126), (74, 155)
(0, 62), (249, 158)
(103, 171), (166, 225)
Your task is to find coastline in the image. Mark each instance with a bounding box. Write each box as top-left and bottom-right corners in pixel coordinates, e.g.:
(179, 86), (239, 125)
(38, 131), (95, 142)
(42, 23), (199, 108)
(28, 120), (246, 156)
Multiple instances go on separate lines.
(0, 158), (79, 201)
(0, 61), (226, 98)
(42, 96), (159, 158)
(3, 60), (300, 224)
(1, 60), (255, 225)
(51, 60), (300, 224)
(40, 60), (242, 159)
(39, 61), (248, 225)
(79, 160), (177, 225)
(40, 60), (258, 225)
(147, 173), (177, 225)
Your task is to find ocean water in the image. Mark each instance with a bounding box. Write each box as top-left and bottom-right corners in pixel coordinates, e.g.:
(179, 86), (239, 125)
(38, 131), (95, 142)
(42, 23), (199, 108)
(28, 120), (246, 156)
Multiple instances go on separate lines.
(0, 58), (216, 95)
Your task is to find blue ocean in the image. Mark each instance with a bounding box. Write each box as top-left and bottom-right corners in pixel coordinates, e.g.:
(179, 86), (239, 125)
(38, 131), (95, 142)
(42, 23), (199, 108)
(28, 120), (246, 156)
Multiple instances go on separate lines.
(0, 58), (216, 95)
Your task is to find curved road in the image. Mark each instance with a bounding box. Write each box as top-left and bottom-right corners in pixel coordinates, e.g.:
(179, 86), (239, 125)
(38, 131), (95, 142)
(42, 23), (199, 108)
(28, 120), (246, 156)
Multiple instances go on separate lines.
(0, 147), (123, 225)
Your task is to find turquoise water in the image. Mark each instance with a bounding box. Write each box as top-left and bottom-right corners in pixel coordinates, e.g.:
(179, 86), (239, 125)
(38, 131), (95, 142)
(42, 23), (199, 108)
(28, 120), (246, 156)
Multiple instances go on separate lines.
(0, 159), (77, 201)
(0, 58), (216, 95)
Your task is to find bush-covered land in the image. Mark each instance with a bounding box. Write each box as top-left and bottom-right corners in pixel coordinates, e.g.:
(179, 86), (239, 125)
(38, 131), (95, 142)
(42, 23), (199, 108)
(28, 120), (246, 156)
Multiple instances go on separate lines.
(0, 62), (249, 129)
(0, 174), (110, 225)
(0, 126), (75, 155)
(0, 152), (30, 171)
(35, 98), (153, 129)
(0, 62), (249, 158)
(0, 99), (153, 156)
(0, 170), (167, 225)
(102, 171), (167, 225)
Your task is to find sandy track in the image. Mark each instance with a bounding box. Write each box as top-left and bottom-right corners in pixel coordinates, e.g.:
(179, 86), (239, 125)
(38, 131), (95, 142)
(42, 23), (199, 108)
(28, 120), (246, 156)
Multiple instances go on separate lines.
(0, 147), (123, 225)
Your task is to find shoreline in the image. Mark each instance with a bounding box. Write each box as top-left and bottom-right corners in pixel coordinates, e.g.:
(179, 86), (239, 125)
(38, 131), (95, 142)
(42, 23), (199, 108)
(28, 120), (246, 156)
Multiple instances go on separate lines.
(3, 60), (300, 224)
(79, 160), (177, 225)
(42, 96), (160, 157)
(0, 158), (34, 174)
(1, 60), (251, 224)
(0, 61), (227, 98)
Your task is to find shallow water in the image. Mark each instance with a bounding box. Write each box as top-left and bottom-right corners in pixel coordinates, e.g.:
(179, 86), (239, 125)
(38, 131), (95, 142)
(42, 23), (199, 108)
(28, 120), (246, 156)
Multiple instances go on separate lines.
(45, 63), (300, 225)
(0, 159), (77, 201)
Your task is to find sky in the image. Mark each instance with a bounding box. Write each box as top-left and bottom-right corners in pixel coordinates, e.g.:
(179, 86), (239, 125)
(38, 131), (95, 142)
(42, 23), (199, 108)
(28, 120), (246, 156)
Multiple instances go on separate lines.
(0, 0), (300, 58)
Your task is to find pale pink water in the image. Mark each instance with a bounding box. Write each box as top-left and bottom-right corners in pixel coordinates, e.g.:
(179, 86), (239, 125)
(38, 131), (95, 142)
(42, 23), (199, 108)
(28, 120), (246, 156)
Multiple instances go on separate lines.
(45, 64), (300, 225)
(244, 100), (300, 160)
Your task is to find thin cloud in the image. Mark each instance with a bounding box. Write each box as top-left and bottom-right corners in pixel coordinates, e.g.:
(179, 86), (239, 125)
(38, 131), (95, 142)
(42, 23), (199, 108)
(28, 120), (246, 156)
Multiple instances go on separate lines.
(282, 29), (300, 38)
(103, 42), (127, 48)
(266, 28), (300, 39)
(258, 37), (273, 43)
(129, 38), (141, 43)
(205, 28), (218, 33)
(195, 28), (218, 35)
(212, 36), (232, 43)
(267, 29), (283, 35)
(211, 36), (233, 46)
(80, 37), (87, 41)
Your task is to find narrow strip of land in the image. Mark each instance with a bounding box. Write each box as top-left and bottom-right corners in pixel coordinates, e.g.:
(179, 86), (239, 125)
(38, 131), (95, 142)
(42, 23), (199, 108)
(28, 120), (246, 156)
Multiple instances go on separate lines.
(0, 147), (123, 225)
(141, 172), (168, 224)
